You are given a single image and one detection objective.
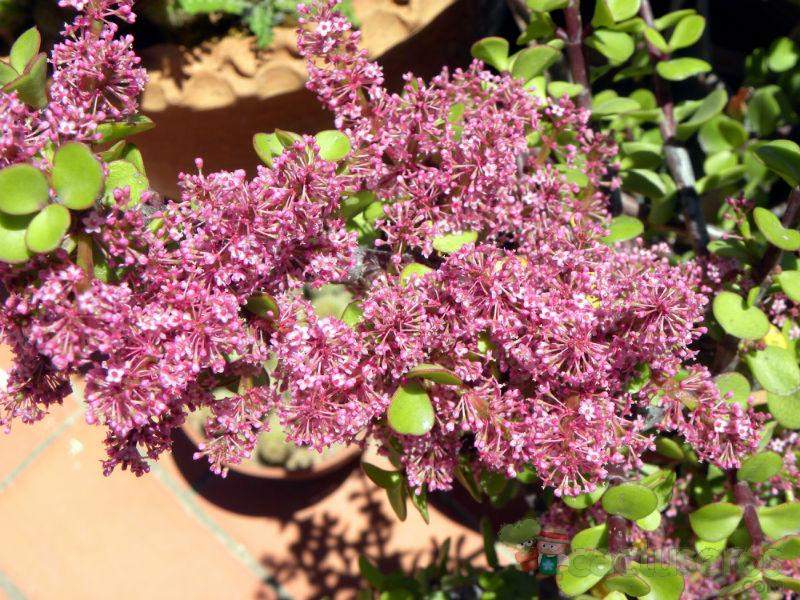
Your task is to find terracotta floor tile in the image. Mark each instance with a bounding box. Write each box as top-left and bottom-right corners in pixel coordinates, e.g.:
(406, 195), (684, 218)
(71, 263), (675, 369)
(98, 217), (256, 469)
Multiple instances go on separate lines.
(163, 430), (484, 599)
(0, 346), (84, 483)
(0, 419), (275, 600)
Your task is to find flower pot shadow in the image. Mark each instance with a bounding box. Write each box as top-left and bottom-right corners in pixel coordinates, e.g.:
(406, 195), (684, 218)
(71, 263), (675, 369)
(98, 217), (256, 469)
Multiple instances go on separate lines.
(170, 424), (357, 518)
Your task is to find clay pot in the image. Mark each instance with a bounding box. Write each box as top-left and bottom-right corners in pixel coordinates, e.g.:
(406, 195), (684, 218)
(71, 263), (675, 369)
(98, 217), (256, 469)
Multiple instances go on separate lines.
(133, 0), (515, 198)
(181, 417), (362, 481)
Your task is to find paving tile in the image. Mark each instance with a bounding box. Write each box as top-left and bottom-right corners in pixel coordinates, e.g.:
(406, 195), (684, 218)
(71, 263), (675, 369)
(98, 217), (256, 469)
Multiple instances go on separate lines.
(163, 430), (484, 599)
(0, 418), (275, 600)
(0, 346), (83, 483)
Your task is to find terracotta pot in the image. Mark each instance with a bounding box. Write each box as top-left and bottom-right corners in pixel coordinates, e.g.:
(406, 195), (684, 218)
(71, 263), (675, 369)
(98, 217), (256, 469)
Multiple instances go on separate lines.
(181, 419), (362, 481)
(133, 0), (514, 198)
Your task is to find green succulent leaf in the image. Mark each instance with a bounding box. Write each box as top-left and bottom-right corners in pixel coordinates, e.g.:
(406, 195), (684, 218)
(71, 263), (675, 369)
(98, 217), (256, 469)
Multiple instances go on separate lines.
(571, 524), (608, 550)
(628, 562), (684, 600)
(757, 503), (800, 539)
(3, 53), (47, 108)
(104, 160), (149, 206)
(767, 37), (799, 73)
(763, 535), (800, 560)
(604, 573), (651, 597)
(498, 517), (541, 545)
(9, 27), (41, 73)
(602, 215), (644, 245)
(602, 483), (658, 520)
(767, 391), (800, 429)
(654, 437), (684, 460)
(747, 87), (782, 137)
(0, 212), (33, 264)
(405, 363), (463, 386)
(679, 88), (728, 131)
(746, 346), (800, 395)
(0, 163), (49, 215)
(409, 486), (429, 524)
(52, 143), (104, 211)
(714, 372), (751, 408)
(399, 263), (433, 286)
(361, 462), (402, 489)
(754, 140), (800, 188)
(556, 550), (613, 596)
(527, 0), (568, 12)
(754, 206), (800, 250)
(96, 116), (155, 146)
(315, 130), (351, 162)
(716, 568), (763, 596)
(25, 204), (70, 254)
(656, 58), (711, 81)
(471, 37), (510, 71)
(695, 538), (726, 562)
(689, 502), (743, 542)
(340, 301), (364, 328)
(636, 510), (662, 532)
(563, 484), (608, 510)
(592, 96), (641, 116)
(668, 15), (704, 51)
(621, 169), (667, 199)
(643, 27), (669, 54)
(432, 231), (478, 254)
(738, 451), (783, 483)
(653, 8), (696, 30)
(0, 62), (18, 86)
(511, 45), (560, 81)
(778, 269), (800, 305)
(764, 570), (800, 592)
(592, 0), (641, 27)
(253, 132), (284, 166)
(586, 30), (635, 65)
(546, 81), (585, 98)
(712, 291), (770, 340)
(388, 381), (435, 436)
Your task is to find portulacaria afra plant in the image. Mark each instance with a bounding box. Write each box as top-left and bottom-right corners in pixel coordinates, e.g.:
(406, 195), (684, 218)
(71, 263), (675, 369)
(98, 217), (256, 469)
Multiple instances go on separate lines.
(4, 0), (800, 597)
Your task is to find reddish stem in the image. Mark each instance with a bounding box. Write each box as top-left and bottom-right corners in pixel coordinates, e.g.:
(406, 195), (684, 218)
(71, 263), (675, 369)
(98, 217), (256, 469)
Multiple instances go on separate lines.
(564, 0), (591, 110)
(733, 481), (764, 559)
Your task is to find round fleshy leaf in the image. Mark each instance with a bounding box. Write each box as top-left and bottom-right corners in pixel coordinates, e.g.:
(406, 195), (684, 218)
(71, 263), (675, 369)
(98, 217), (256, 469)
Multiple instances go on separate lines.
(601, 483), (658, 520)
(656, 58), (711, 81)
(315, 130), (351, 162)
(52, 143), (104, 210)
(25, 204), (70, 254)
(399, 262), (433, 286)
(4, 53), (47, 108)
(361, 462), (401, 490)
(695, 538), (727, 562)
(605, 573), (651, 597)
(104, 160), (149, 206)
(586, 30), (635, 65)
(754, 206), (800, 251)
(547, 81), (584, 99)
(764, 570), (800, 592)
(628, 562), (684, 600)
(602, 215), (644, 245)
(778, 271), (800, 303)
(556, 550), (612, 596)
(621, 169), (667, 199)
(511, 45), (560, 81)
(712, 291), (770, 340)
(470, 37), (510, 71)
(738, 451), (783, 483)
(764, 535), (800, 561)
(563, 484), (608, 510)
(405, 363), (463, 386)
(668, 15), (705, 51)
(387, 381), (435, 436)
(757, 502), (800, 540)
(768, 391), (800, 429)
(689, 502), (744, 542)
(0, 212), (33, 264)
(754, 140), (800, 188)
(432, 231), (478, 254)
(636, 510), (662, 532)
(746, 346), (800, 395)
(655, 437), (685, 460)
(767, 37), (799, 73)
(714, 372), (751, 408)
(340, 301), (364, 328)
(570, 524), (607, 550)
(0, 163), (49, 215)
(497, 518), (541, 545)
(9, 27), (41, 73)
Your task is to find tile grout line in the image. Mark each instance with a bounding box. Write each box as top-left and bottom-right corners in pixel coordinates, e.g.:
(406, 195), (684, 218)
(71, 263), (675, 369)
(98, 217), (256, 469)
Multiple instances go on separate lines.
(150, 462), (293, 600)
(0, 408), (83, 495)
(0, 569), (27, 600)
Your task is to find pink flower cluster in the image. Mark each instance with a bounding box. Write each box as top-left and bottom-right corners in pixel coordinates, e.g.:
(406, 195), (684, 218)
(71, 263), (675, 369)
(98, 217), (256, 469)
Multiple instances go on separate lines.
(0, 0), (763, 493)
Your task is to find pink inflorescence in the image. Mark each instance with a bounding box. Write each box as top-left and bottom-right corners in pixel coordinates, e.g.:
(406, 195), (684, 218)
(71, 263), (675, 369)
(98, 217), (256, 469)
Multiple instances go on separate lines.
(0, 0), (763, 492)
